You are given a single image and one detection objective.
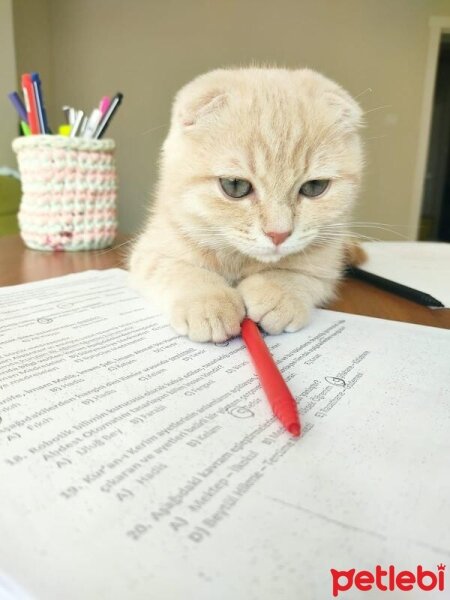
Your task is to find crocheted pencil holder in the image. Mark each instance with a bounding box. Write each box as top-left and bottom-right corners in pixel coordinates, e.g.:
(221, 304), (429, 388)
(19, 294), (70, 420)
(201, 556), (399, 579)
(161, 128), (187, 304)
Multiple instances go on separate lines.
(12, 135), (118, 251)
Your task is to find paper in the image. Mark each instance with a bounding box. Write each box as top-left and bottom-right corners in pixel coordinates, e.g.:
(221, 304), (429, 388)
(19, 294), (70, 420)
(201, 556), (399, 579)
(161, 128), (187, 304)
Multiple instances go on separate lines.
(0, 574), (35, 600)
(0, 269), (449, 600)
(361, 241), (450, 307)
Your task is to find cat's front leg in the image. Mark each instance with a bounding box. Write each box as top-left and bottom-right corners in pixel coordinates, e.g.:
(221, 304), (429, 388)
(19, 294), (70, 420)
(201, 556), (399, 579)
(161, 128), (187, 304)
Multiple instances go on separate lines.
(237, 270), (336, 334)
(129, 255), (245, 343)
(170, 282), (245, 343)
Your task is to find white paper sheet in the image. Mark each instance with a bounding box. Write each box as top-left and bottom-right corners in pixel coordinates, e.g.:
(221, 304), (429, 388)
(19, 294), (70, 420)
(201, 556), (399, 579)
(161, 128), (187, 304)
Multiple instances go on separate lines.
(361, 241), (450, 307)
(0, 574), (35, 600)
(0, 269), (449, 600)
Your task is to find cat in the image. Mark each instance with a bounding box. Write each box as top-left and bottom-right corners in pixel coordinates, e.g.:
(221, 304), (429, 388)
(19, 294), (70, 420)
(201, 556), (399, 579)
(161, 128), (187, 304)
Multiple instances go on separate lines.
(128, 67), (364, 343)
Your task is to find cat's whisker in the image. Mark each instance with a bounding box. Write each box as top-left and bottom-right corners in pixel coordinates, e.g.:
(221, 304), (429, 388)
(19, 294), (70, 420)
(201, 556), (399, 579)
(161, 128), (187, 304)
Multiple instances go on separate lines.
(141, 123), (169, 136)
(195, 238), (228, 247)
(91, 239), (136, 257)
(317, 221), (411, 240)
(316, 230), (379, 239)
(354, 87), (373, 100)
(319, 226), (409, 240)
(315, 233), (385, 244)
(194, 237), (237, 253)
(192, 234), (230, 241)
(315, 220), (409, 229)
(192, 236), (233, 247)
(179, 225), (226, 232)
(317, 230), (380, 240)
(183, 224), (226, 230)
(365, 135), (388, 141)
(180, 228), (230, 237)
(363, 104), (391, 115)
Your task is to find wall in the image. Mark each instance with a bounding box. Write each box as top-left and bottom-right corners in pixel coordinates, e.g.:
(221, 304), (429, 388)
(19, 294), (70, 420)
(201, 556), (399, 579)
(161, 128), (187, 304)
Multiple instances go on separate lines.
(12, 0), (450, 237)
(0, 0), (18, 168)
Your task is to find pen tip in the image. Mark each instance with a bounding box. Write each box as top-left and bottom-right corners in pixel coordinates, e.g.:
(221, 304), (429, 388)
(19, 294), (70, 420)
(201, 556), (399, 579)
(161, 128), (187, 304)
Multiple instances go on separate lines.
(288, 422), (301, 437)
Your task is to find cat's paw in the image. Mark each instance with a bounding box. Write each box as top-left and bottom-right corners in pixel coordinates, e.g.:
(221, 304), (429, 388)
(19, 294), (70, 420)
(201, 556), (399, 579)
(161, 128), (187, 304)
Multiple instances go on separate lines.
(238, 275), (310, 334)
(170, 287), (245, 343)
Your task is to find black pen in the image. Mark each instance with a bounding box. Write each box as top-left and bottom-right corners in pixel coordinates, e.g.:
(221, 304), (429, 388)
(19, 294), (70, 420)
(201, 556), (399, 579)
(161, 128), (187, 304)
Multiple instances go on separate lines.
(93, 92), (123, 139)
(345, 266), (445, 308)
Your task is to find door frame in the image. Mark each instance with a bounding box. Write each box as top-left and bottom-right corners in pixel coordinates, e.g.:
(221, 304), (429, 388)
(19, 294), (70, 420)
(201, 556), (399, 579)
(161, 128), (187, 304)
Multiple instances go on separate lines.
(410, 17), (450, 239)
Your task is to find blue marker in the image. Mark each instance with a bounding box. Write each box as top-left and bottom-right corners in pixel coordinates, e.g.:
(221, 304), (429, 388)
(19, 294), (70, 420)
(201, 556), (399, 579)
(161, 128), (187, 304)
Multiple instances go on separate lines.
(31, 72), (50, 133)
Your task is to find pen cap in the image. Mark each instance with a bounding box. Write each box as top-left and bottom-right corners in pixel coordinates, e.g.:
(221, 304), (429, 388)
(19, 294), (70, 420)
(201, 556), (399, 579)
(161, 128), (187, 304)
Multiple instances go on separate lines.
(58, 124), (72, 136)
(12, 135), (118, 251)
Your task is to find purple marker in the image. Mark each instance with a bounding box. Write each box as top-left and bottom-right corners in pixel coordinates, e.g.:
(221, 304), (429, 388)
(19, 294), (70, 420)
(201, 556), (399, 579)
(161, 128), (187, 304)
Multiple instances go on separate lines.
(8, 91), (28, 123)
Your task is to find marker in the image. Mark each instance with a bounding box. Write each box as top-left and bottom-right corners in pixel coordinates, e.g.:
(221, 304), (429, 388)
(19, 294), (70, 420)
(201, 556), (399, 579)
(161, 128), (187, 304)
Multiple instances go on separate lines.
(20, 121), (31, 136)
(93, 92), (123, 139)
(345, 266), (445, 308)
(58, 124), (72, 136)
(8, 92), (28, 123)
(21, 74), (40, 134)
(98, 96), (110, 116)
(68, 107), (76, 126)
(31, 72), (50, 133)
(82, 108), (102, 138)
(241, 318), (301, 437)
(69, 110), (85, 137)
(32, 80), (45, 133)
(62, 105), (72, 124)
(79, 115), (88, 136)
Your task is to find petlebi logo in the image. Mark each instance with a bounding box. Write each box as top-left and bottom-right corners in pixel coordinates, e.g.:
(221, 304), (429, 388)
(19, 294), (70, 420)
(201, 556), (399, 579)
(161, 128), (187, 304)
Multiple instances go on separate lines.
(330, 564), (446, 597)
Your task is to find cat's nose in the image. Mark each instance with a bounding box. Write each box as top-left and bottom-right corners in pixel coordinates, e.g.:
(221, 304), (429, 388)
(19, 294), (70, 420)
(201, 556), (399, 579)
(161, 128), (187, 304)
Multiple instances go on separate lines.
(264, 230), (292, 246)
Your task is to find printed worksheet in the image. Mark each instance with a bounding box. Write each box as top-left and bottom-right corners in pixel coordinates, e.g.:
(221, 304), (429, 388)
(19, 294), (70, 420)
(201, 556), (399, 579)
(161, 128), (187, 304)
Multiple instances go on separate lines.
(0, 269), (449, 600)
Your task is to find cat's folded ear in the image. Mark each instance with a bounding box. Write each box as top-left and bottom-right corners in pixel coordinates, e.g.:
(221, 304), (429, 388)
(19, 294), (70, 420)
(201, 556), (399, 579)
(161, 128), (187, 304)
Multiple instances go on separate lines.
(296, 69), (363, 132)
(172, 71), (229, 128)
(325, 87), (364, 132)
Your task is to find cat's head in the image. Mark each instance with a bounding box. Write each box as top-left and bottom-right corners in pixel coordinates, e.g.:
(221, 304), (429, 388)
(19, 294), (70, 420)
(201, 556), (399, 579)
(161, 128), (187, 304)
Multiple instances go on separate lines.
(160, 67), (363, 263)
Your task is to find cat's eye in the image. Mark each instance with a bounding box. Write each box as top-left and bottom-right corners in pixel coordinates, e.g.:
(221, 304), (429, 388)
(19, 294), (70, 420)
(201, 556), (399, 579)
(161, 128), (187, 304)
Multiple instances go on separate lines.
(299, 179), (330, 198)
(219, 178), (253, 199)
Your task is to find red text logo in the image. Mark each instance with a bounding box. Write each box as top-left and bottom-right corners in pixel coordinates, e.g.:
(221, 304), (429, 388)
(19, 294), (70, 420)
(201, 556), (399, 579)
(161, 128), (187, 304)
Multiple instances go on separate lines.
(331, 564), (446, 597)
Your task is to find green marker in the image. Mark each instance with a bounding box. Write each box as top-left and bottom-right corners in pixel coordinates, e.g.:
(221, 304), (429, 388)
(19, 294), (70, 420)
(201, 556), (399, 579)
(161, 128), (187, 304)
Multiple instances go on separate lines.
(20, 121), (31, 136)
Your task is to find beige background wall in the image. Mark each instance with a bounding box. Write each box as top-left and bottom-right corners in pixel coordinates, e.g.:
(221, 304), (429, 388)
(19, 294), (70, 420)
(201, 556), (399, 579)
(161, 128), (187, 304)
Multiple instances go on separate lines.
(0, 0), (18, 168)
(10, 0), (450, 237)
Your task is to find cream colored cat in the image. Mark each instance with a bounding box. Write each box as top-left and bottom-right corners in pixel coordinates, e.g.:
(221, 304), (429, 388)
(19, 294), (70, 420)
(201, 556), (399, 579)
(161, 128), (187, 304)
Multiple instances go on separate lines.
(129, 67), (364, 342)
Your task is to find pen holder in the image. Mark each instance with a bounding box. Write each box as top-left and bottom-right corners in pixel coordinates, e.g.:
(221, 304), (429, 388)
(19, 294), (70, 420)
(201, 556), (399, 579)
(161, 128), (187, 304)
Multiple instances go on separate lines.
(12, 135), (118, 251)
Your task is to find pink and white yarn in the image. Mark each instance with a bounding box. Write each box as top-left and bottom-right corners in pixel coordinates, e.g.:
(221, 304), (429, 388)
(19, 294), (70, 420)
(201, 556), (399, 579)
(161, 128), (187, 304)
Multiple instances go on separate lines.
(12, 135), (118, 251)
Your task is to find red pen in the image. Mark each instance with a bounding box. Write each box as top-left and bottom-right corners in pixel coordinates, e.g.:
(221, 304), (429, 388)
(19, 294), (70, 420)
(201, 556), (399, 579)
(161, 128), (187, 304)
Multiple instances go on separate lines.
(21, 74), (40, 134)
(241, 318), (301, 437)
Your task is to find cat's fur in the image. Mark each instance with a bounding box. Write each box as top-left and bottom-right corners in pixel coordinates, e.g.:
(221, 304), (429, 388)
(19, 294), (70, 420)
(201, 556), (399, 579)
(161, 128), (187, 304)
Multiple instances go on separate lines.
(128, 67), (364, 342)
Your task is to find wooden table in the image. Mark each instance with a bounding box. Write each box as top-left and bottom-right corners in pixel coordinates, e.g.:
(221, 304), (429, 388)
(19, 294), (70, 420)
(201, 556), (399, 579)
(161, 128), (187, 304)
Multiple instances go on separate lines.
(1, 234), (449, 329)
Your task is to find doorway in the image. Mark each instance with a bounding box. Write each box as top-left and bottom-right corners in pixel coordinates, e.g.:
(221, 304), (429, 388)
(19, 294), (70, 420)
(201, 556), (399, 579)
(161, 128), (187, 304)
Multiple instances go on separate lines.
(419, 34), (450, 241)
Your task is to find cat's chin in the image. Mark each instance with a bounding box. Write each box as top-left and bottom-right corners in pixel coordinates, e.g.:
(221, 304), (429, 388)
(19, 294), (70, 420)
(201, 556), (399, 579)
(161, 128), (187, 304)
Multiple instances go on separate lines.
(247, 244), (309, 263)
(250, 253), (284, 264)
(244, 236), (318, 264)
